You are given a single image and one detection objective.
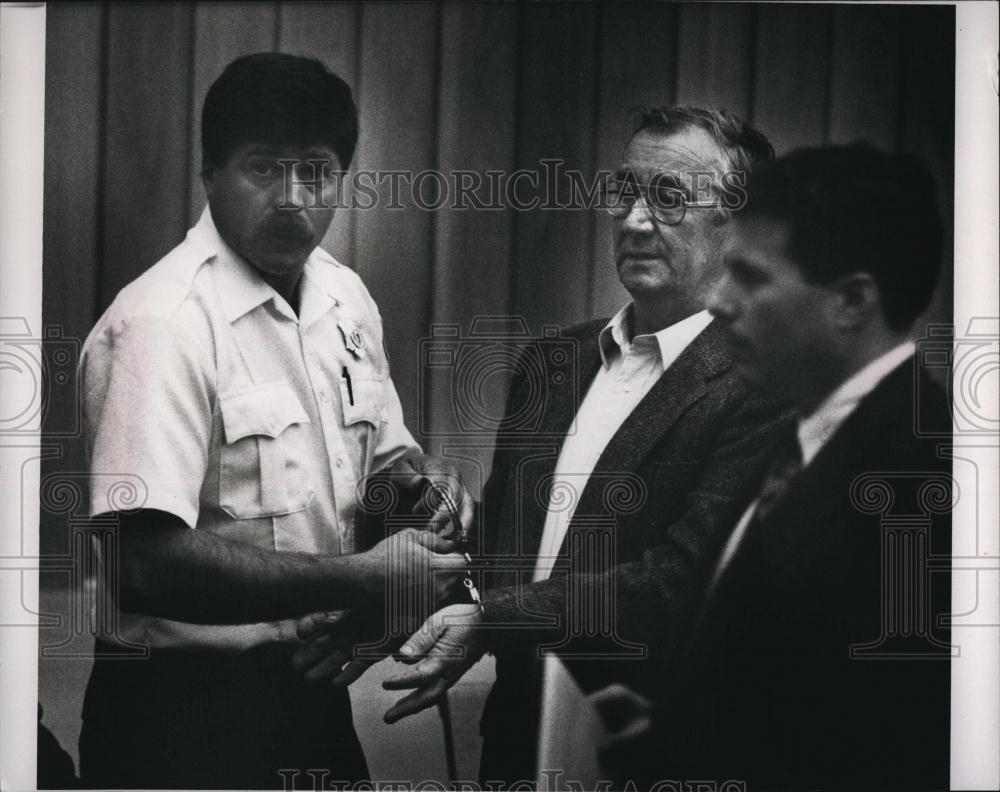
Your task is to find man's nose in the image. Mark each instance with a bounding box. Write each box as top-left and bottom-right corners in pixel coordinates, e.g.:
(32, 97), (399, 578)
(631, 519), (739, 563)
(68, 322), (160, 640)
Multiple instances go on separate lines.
(621, 198), (655, 234)
(706, 277), (736, 321)
(279, 173), (313, 210)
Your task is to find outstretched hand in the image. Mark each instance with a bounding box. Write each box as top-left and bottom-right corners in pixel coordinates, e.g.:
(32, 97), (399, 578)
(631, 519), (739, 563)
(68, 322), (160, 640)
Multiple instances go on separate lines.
(381, 603), (485, 724)
(291, 609), (402, 687)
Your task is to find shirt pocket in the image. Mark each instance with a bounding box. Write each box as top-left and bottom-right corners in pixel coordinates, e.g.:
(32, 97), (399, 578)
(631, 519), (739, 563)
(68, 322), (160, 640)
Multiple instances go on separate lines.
(218, 380), (315, 519)
(338, 369), (386, 430)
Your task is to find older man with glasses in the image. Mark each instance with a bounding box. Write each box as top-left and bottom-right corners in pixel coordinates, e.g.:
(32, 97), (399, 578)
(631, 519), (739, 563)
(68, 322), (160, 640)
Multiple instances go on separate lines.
(305, 106), (793, 787)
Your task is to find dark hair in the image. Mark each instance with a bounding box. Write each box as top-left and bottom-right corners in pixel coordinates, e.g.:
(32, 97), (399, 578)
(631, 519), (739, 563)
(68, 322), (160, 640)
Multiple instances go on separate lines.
(202, 52), (358, 171)
(628, 106), (775, 173)
(742, 144), (943, 331)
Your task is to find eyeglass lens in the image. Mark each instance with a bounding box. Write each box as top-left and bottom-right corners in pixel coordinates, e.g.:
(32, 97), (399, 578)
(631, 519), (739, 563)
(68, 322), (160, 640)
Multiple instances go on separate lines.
(604, 179), (686, 224)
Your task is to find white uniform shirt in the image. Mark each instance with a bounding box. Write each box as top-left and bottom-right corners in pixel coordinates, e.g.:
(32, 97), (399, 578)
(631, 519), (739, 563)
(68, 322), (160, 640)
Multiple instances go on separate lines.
(710, 341), (917, 589)
(532, 306), (714, 581)
(81, 207), (419, 651)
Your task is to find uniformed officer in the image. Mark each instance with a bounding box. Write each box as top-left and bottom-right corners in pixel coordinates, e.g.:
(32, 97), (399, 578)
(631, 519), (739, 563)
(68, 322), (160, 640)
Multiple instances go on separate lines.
(77, 52), (471, 790)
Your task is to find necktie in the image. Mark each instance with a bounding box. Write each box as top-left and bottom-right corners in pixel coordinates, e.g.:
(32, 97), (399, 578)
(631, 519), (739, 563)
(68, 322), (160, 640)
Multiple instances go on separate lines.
(701, 432), (804, 612)
(750, 433), (804, 524)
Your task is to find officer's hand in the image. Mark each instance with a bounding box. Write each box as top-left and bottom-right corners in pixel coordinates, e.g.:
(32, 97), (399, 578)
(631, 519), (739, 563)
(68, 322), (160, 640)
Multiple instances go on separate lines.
(291, 609), (399, 686)
(382, 603), (485, 724)
(379, 453), (474, 539)
(364, 528), (467, 608)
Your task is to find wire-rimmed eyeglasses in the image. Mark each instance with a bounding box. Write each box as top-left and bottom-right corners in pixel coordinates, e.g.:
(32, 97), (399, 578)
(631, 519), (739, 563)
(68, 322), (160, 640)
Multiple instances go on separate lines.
(601, 178), (721, 225)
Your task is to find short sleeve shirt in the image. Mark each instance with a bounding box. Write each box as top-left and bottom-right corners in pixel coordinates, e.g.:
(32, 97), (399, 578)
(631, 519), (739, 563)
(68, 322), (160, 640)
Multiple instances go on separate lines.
(81, 207), (420, 650)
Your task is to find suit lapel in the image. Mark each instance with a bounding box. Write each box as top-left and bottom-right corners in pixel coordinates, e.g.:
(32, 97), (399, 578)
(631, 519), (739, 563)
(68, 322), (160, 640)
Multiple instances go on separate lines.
(764, 360), (915, 531)
(559, 321), (733, 546)
(502, 326), (605, 561)
(545, 328), (605, 445)
(722, 359), (918, 585)
(592, 321), (731, 478)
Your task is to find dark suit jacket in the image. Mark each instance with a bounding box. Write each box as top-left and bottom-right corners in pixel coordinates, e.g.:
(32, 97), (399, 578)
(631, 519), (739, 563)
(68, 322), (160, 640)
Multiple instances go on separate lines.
(476, 318), (792, 783)
(656, 357), (952, 791)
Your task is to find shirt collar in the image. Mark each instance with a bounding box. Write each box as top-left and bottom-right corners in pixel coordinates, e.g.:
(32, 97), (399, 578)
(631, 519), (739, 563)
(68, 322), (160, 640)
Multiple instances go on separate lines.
(797, 340), (916, 465)
(598, 305), (714, 370)
(188, 206), (342, 326)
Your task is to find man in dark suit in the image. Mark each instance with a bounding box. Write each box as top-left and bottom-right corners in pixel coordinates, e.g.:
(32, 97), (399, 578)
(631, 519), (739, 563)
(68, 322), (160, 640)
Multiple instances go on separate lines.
(597, 144), (953, 790)
(375, 107), (792, 785)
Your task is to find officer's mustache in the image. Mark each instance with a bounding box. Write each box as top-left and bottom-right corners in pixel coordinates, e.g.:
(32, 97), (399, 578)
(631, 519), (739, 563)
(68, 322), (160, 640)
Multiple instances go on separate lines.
(263, 214), (312, 240)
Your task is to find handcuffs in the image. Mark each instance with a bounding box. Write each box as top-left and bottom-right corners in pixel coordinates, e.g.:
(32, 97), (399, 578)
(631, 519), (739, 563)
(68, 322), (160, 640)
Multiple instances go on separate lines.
(436, 484), (485, 615)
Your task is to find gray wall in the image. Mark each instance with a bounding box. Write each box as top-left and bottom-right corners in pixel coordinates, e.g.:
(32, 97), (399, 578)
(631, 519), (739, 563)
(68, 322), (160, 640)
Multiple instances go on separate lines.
(41, 1), (956, 554)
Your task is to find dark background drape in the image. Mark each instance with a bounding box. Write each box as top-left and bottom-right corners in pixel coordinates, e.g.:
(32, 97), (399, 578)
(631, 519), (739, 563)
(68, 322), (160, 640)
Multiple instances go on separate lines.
(41, 1), (955, 555)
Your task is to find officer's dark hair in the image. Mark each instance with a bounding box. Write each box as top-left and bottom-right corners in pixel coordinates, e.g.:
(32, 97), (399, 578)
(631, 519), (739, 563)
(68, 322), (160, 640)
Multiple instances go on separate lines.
(742, 143), (942, 331)
(628, 105), (775, 173)
(202, 52), (358, 172)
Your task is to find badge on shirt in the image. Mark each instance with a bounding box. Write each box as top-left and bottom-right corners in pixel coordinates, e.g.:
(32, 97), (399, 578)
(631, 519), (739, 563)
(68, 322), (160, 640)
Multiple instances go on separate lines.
(338, 319), (367, 359)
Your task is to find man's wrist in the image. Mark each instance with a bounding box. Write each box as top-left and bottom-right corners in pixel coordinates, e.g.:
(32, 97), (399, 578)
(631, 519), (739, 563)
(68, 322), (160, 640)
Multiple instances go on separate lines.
(331, 548), (383, 602)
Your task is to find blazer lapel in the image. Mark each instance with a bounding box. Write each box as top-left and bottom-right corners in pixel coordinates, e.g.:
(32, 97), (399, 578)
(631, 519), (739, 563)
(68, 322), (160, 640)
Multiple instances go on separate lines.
(561, 321), (733, 543)
(545, 328), (605, 445)
(731, 359), (918, 569)
(503, 326), (605, 561)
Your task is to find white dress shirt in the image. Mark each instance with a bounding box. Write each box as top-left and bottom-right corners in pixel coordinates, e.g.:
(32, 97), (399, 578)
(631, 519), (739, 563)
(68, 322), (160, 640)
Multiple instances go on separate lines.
(710, 340), (917, 589)
(81, 207), (419, 650)
(532, 306), (714, 581)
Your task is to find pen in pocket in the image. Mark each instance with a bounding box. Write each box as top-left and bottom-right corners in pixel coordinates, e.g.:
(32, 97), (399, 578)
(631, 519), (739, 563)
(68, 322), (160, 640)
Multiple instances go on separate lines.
(342, 366), (354, 405)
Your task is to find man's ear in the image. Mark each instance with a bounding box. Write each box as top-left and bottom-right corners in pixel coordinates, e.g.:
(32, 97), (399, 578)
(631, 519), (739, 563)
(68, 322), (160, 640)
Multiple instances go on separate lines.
(830, 271), (880, 329)
(200, 152), (216, 198)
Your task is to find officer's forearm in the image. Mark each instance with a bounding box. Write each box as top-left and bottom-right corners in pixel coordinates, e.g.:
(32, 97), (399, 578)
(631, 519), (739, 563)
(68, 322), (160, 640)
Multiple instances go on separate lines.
(111, 509), (383, 624)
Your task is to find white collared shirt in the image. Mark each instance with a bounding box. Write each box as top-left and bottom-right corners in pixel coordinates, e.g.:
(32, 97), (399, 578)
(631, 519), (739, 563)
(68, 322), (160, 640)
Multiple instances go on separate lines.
(81, 207), (419, 650)
(710, 341), (917, 588)
(532, 306), (714, 582)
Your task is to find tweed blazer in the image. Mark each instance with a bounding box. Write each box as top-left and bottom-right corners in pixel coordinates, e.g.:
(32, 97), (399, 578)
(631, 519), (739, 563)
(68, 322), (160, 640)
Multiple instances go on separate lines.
(476, 317), (792, 775)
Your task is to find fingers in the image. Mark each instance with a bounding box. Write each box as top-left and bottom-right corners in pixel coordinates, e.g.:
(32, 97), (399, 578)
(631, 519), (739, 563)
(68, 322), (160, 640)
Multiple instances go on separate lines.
(590, 684), (654, 733)
(608, 713), (654, 743)
(458, 490), (475, 539)
(392, 455), (473, 540)
(413, 530), (457, 555)
(383, 677), (450, 724)
(426, 501), (458, 538)
(332, 656), (378, 687)
(393, 613), (442, 660)
(382, 657), (447, 690)
(293, 637), (388, 685)
(290, 632), (339, 672)
(424, 482), (462, 538)
(301, 649), (350, 683)
(295, 609), (349, 641)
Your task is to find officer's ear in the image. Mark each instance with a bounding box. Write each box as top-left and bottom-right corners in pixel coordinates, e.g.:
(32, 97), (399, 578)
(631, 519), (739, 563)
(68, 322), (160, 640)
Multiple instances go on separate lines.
(201, 152), (217, 197)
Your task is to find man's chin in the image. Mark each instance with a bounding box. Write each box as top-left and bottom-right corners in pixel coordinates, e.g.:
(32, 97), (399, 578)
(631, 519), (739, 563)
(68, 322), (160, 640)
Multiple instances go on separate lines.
(617, 260), (672, 294)
(256, 246), (313, 276)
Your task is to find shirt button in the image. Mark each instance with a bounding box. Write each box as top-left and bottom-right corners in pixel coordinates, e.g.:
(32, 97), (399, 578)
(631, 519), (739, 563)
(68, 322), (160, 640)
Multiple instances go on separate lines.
(623, 384), (633, 393)
(335, 458), (345, 468)
(319, 390), (328, 402)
